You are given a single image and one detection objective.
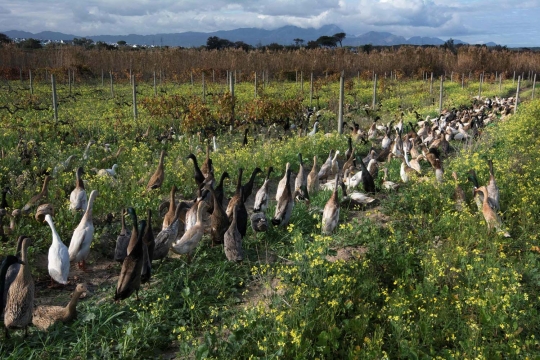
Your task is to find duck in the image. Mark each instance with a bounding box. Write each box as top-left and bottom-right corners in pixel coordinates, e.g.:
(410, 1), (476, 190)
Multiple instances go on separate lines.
(467, 169), (484, 212)
(52, 154), (76, 178)
(68, 190), (98, 271)
(307, 121), (319, 136)
(253, 167), (273, 213)
(434, 158), (444, 183)
(250, 212), (268, 233)
(200, 144), (212, 178)
(2, 236), (25, 312)
(100, 146), (125, 166)
(224, 205), (244, 262)
(321, 173), (340, 235)
(340, 181), (376, 207)
(44, 214), (70, 285)
(382, 168), (400, 191)
(82, 140), (96, 161)
(318, 150), (334, 182)
(242, 167), (263, 202)
(153, 202), (185, 261)
(115, 210), (146, 301)
(345, 137), (353, 161)
(69, 167), (87, 213)
(186, 153), (205, 187)
(307, 156), (319, 195)
(22, 175), (51, 214)
(295, 153), (307, 191)
(275, 163), (290, 201)
(486, 159), (500, 211)
(146, 150), (166, 190)
(330, 150), (340, 176)
(474, 186), (510, 237)
(214, 171), (229, 208)
(172, 202), (207, 258)
(4, 236), (34, 338)
(97, 164), (118, 177)
(185, 188), (207, 232)
(272, 166), (293, 226)
(1, 255), (24, 317)
(367, 158), (379, 180)
(141, 209), (154, 284)
(452, 172), (466, 211)
(32, 283), (88, 330)
(205, 183), (229, 246)
(114, 209), (131, 263)
(344, 168), (362, 190)
(342, 149), (356, 174)
(358, 156), (376, 193)
(162, 185), (178, 229)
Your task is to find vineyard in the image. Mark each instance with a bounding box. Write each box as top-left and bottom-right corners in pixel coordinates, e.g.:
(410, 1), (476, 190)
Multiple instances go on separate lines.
(0, 64), (539, 359)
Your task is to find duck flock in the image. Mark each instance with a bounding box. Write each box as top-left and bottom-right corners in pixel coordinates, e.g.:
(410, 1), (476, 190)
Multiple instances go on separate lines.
(0, 95), (516, 338)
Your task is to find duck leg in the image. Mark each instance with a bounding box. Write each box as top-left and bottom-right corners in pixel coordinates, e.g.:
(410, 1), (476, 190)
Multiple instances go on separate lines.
(4, 327), (10, 339)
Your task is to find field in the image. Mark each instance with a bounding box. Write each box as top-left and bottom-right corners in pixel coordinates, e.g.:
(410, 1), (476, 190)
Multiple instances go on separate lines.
(0, 69), (539, 359)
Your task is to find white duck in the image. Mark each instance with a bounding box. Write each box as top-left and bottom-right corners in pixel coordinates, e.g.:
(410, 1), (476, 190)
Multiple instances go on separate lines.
(44, 214), (70, 285)
(171, 202), (207, 258)
(97, 164), (118, 177)
(275, 163), (291, 201)
(68, 190), (98, 270)
(253, 167), (273, 212)
(69, 167), (87, 213)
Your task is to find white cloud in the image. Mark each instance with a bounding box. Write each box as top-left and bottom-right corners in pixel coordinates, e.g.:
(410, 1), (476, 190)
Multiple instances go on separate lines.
(0, 0), (539, 46)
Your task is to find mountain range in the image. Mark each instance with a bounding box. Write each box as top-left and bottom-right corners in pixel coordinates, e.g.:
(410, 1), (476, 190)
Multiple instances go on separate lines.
(2, 25), (485, 47)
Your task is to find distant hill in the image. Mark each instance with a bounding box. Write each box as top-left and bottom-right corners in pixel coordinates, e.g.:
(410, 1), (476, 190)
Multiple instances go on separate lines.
(3, 26), (469, 47)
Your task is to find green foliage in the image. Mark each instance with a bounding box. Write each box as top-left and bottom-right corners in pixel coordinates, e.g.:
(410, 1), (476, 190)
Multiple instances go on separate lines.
(0, 77), (539, 358)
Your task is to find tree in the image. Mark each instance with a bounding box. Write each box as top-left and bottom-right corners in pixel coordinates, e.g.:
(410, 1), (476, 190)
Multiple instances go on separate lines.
(293, 38), (304, 47)
(206, 36), (234, 50)
(234, 41), (252, 51)
(73, 37), (94, 49)
(306, 40), (320, 49)
(266, 43), (284, 51)
(362, 43), (373, 54)
(0, 33), (12, 44)
(117, 40), (127, 46)
(442, 38), (457, 55)
(316, 36), (337, 48)
(19, 38), (42, 49)
(333, 32), (346, 47)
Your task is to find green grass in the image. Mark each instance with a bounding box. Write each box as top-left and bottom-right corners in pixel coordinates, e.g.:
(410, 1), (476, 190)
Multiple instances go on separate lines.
(0, 77), (539, 359)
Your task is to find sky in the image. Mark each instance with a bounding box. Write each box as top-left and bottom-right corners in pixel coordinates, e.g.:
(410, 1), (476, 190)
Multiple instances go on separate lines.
(0, 0), (539, 47)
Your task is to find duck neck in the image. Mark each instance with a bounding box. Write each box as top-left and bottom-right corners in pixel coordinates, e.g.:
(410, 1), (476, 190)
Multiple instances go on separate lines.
(84, 191), (97, 220)
(169, 187), (176, 213)
(41, 177), (51, 195)
(66, 289), (83, 314)
(76, 169), (84, 189)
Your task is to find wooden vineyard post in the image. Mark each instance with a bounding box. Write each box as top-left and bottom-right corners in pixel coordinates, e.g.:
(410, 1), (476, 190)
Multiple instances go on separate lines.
(68, 69), (72, 96)
(29, 70), (33, 95)
(110, 71), (114, 98)
(310, 72), (313, 107)
(212, 69), (215, 83)
(478, 73), (483, 99)
(515, 76), (521, 114)
(51, 74), (58, 122)
(159, 69), (162, 85)
(532, 73), (536, 100)
(513, 71), (516, 85)
(439, 76), (444, 115)
(372, 74), (377, 110)
(254, 72), (257, 98)
(450, 72), (453, 82)
(461, 73), (464, 89)
(499, 73), (502, 94)
(338, 72), (344, 135)
(132, 75), (138, 120)
(20, 68), (23, 84)
(191, 71), (194, 87)
(202, 73), (206, 103)
(300, 71), (303, 93)
(154, 71), (157, 96)
(101, 69), (104, 87)
(430, 72), (434, 94)
(230, 73), (235, 130)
